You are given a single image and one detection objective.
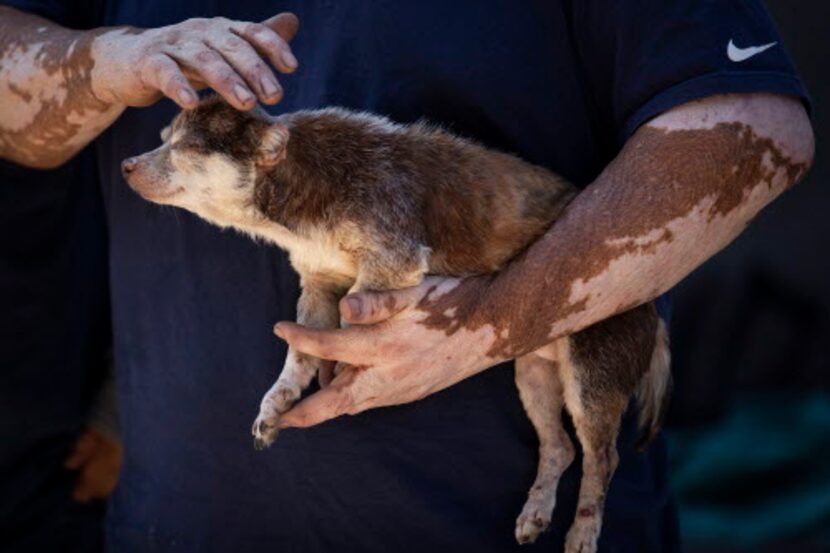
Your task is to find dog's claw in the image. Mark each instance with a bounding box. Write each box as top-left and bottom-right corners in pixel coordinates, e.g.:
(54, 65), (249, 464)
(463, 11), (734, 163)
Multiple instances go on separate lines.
(515, 511), (551, 545)
(251, 417), (279, 450)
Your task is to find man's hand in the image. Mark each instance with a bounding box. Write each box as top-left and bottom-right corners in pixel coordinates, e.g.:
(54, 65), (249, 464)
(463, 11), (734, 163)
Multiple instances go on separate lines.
(64, 428), (123, 502)
(0, 8), (300, 168)
(277, 276), (505, 429)
(90, 13), (300, 111)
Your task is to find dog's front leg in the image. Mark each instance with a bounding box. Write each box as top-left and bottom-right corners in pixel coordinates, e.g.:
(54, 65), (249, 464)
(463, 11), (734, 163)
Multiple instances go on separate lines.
(253, 277), (344, 449)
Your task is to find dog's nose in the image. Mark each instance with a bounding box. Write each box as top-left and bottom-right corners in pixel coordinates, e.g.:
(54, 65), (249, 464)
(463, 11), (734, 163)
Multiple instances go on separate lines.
(121, 157), (138, 175)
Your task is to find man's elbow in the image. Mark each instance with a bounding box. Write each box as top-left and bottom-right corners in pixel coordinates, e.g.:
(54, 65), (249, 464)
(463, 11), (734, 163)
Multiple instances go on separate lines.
(727, 95), (814, 196)
(730, 95), (814, 192)
(775, 101), (815, 184)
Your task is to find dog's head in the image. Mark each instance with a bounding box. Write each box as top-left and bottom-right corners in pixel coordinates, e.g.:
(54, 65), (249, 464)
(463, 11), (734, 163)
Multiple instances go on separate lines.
(121, 96), (289, 219)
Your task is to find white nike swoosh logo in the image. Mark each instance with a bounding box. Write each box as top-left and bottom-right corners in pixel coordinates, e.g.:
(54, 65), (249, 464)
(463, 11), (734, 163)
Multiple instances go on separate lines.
(727, 39), (777, 62)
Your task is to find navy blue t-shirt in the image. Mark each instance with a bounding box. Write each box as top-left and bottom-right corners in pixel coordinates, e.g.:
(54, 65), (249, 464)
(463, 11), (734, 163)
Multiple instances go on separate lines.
(2, 1), (809, 551)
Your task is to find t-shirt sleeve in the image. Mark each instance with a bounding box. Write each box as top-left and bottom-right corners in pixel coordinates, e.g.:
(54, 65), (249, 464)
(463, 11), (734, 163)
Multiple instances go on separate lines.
(0, 0), (104, 30)
(568, 0), (811, 144)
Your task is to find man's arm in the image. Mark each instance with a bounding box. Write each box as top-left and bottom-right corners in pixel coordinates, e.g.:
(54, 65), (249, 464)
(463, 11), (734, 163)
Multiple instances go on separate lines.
(274, 93), (815, 427)
(421, 92), (815, 357)
(0, 7), (298, 169)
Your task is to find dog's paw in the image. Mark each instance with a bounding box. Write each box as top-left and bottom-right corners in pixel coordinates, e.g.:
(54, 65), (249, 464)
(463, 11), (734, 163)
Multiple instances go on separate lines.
(251, 413), (280, 450)
(515, 509), (551, 545)
(564, 518), (601, 553)
(251, 383), (302, 450)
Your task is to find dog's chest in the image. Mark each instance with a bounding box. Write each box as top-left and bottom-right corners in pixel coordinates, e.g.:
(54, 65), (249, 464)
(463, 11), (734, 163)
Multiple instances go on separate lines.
(287, 228), (357, 284)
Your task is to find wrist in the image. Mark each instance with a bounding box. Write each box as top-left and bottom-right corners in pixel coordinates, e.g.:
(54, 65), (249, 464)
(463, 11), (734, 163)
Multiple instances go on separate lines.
(418, 275), (499, 347)
(88, 26), (144, 107)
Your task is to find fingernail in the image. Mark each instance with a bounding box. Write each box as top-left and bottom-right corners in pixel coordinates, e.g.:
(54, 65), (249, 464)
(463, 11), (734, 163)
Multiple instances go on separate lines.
(346, 297), (361, 319)
(273, 324), (284, 339)
(233, 83), (254, 104)
(282, 50), (298, 69)
(260, 76), (281, 98)
(177, 88), (196, 105)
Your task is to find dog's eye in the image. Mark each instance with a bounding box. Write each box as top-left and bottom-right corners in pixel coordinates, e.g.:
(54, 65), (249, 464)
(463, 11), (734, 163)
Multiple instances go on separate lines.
(169, 147), (202, 172)
(170, 135), (203, 150)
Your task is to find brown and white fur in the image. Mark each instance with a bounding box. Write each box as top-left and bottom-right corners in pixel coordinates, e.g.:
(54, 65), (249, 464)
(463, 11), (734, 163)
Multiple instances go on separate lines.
(122, 96), (671, 551)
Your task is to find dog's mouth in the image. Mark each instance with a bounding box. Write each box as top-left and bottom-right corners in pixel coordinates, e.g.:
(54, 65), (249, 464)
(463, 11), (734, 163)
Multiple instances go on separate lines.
(132, 184), (185, 203)
(148, 186), (184, 200)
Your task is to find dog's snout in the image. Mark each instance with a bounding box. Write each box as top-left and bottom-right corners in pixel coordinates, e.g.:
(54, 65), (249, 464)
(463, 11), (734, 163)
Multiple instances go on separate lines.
(121, 157), (138, 176)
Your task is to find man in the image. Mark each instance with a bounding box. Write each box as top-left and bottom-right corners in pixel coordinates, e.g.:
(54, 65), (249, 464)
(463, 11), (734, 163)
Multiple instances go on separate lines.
(0, 1), (813, 551)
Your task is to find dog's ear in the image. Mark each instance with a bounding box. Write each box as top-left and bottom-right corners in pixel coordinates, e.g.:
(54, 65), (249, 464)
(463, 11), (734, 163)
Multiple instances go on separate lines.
(257, 123), (290, 167)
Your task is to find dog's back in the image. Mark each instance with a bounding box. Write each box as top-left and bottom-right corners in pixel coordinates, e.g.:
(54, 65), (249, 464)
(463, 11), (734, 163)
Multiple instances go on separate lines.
(273, 107), (577, 275)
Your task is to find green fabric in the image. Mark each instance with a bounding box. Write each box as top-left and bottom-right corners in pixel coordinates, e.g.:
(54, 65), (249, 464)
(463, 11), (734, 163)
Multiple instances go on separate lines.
(668, 393), (830, 547)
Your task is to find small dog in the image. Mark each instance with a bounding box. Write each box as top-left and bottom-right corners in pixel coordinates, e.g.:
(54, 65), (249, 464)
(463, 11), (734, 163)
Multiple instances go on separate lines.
(122, 96), (671, 551)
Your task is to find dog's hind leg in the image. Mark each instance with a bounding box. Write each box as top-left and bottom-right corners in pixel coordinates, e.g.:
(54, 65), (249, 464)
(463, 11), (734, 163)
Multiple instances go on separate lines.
(514, 344), (575, 544)
(562, 391), (628, 553)
(561, 304), (661, 552)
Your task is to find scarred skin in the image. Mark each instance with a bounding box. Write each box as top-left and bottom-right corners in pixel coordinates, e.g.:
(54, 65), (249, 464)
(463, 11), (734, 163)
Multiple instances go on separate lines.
(276, 93), (815, 428)
(0, 6), (299, 169)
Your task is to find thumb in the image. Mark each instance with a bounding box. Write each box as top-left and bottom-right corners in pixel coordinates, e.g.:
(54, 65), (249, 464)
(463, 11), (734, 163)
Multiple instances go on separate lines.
(64, 431), (99, 470)
(262, 12), (300, 42)
(339, 286), (424, 325)
(72, 475), (95, 503)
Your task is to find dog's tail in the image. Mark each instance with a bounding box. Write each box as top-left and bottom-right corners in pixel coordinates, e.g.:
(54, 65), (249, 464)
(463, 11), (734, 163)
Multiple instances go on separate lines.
(635, 317), (672, 450)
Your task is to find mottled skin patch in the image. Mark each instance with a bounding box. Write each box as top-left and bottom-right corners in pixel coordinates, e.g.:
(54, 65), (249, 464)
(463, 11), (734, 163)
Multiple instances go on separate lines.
(0, 9), (116, 167)
(417, 120), (810, 361)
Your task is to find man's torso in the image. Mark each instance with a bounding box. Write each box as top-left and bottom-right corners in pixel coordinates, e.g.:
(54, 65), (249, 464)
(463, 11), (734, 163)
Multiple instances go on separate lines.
(95, 1), (672, 551)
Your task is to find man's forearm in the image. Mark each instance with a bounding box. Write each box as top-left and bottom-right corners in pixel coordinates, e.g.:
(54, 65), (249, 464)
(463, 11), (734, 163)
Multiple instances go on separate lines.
(421, 93), (814, 360)
(0, 7), (123, 168)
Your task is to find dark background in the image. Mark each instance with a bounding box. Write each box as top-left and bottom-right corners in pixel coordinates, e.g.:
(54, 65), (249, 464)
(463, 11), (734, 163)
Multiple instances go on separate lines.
(667, 1), (830, 551)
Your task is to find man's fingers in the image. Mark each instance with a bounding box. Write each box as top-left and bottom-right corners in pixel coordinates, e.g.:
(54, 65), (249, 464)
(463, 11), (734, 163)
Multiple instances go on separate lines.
(165, 43), (256, 110)
(72, 464), (116, 502)
(204, 34), (282, 104)
(233, 19), (298, 74)
(318, 360), (336, 388)
(141, 54), (198, 109)
(64, 449), (87, 470)
(279, 382), (353, 429)
(72, 439), (122, 502)
(274, 322), (369, 365)
(339, 286), (424, 325)
(63, 431), (98, 470)
(261, 12), (300, 43)
(72, 477), (95, 502)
